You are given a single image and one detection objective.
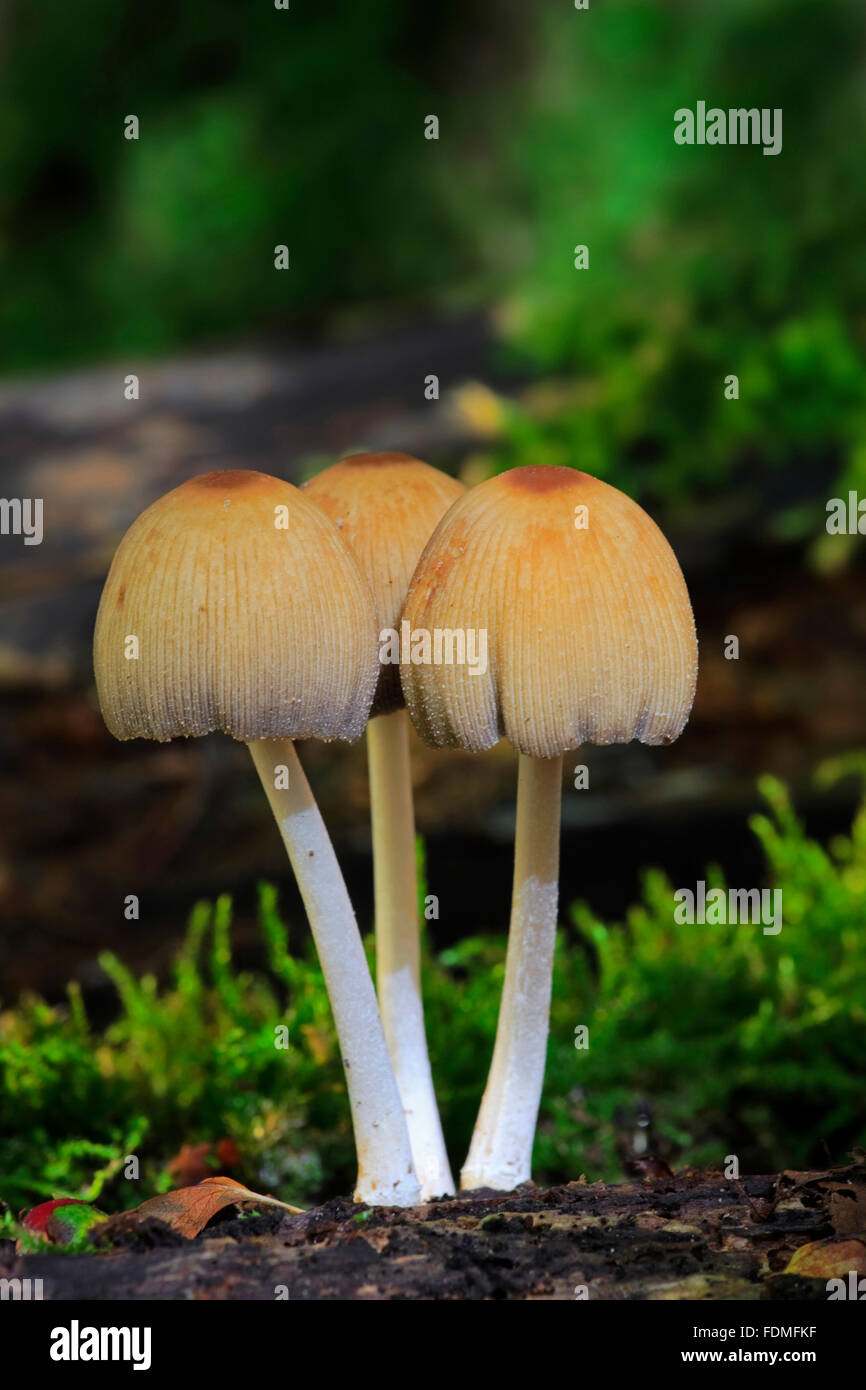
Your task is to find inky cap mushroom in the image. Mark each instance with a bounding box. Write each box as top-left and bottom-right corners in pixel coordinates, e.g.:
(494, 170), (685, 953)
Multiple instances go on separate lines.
(402, 465), (696, 756)
(303, 451), (465, 714)
(95, 469), (376, 743)
(401, 465), (697, 1191)
(303, 452), (465, 1198)
(94, 469), (420, 1206)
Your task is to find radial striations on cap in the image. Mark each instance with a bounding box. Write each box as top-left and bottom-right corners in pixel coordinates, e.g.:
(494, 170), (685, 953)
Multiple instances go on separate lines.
(400, 465), (698, 758)
(94, 470), (379, 742)
(303, 453), (465, 714)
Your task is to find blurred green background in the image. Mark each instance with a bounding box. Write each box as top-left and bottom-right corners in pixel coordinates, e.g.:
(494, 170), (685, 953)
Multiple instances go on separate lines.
(1, 0), (865, 1212)
(3, 0), (866, 518)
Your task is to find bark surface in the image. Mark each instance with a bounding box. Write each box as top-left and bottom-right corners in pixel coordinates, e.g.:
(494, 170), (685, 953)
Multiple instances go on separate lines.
(4, 1163), (864, 1301)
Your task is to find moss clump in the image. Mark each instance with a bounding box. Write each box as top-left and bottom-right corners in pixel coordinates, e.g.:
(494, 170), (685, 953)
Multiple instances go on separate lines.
(2, 773), (864, 1211)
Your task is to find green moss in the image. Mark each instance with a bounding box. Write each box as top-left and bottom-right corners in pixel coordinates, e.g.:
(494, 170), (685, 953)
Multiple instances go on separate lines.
(1, 772), (864, 1212)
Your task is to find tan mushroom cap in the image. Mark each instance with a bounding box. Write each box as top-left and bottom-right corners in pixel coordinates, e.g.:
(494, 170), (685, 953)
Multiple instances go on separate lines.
(400, 465), (698, 758)
(94, 469), (379, 743)
(303, 452), (465, 714)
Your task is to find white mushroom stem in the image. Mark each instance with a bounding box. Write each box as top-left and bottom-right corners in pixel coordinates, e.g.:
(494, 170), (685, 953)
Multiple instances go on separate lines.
(367, 709), (455, 1199)
(249, 738), (420, 1208)
(461, 752), (563, 1192)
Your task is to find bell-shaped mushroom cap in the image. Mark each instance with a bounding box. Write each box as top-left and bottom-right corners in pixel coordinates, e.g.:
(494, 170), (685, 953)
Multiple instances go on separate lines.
(94, 470), (379, 743)
(401, 465), (698, 758)
(303, 452), (465, 714)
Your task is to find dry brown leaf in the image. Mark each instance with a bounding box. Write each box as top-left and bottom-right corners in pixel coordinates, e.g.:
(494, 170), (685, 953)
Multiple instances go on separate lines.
(747, 1195), (778, 1223)
(829, 1184), (866, 1235)
(777, 1167), (837, 1189)
(128, 1176), (303, 1240)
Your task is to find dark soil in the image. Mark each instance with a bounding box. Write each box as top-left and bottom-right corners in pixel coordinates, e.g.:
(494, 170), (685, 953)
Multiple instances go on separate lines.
(5, 1164), (864, 1301)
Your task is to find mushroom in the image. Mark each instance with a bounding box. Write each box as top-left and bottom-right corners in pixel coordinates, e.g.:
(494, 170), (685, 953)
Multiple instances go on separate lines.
(93, 469), (420, 1207)
(303, 452), (465, 1199)
(400, 465), (698, 1191)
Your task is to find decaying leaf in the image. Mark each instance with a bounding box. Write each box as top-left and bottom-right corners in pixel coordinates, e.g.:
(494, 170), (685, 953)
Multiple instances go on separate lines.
(785, 1236), (866, 1279)
(747, 1194), (778, 1223)
(626, 1156), (674, 1181)
(828, 1184), (866, 1235)
(18, 1198), (107, 1252)
(21, 1197), (85, 1240)
(166, 1138), (242, 1187)
(166, 1142), (214, 1187)
(123, 1176), (303, 1240)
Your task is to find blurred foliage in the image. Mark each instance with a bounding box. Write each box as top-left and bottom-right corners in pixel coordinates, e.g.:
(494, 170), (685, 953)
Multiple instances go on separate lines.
(479, 0), (866, 528)
(3, 1), (864, 542)
(0, 0), (482, 368)
(1, 772), (864, 1213)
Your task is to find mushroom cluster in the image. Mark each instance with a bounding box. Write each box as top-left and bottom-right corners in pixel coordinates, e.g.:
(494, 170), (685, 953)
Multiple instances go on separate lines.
(93, 459), (697, 1206)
